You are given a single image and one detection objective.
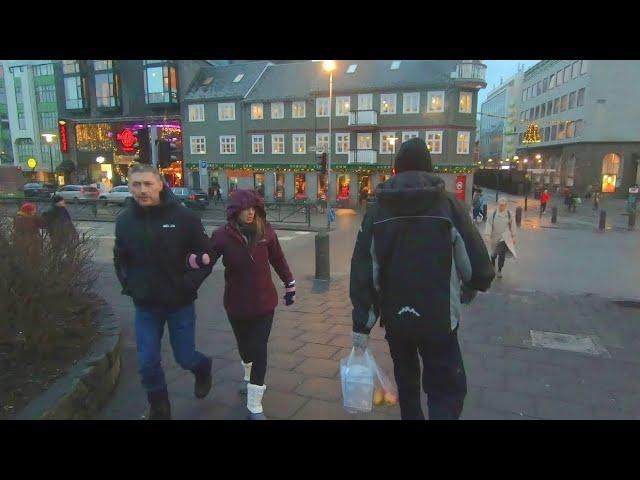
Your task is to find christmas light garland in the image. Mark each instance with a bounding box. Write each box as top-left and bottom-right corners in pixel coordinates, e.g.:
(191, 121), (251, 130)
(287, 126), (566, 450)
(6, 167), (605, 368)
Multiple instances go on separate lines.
(186, 163), (476, 174)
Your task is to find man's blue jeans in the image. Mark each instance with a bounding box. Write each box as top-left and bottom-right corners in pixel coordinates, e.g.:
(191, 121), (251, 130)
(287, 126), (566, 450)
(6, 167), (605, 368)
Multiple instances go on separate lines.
(134, 303), (207, 394)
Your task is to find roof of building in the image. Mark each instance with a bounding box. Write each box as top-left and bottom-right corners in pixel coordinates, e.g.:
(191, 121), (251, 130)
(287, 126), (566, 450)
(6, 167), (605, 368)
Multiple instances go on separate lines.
(244, 60), (461, 102)
(184, 61), (271, 101)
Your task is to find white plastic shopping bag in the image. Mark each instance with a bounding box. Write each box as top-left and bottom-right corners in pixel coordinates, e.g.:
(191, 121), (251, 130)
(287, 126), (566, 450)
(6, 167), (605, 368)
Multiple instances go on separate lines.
(340, 348), (374, 413)
(365, 349), (399, 407)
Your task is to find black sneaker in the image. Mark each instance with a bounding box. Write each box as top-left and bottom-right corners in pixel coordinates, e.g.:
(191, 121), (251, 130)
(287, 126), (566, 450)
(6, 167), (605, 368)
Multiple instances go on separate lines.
(193, 357), (213, 399)
(147, 390), (171, 420)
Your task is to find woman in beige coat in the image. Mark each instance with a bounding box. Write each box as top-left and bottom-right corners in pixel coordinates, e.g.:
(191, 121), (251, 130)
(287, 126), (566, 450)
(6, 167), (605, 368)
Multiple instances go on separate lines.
(484, 198), (516, 278)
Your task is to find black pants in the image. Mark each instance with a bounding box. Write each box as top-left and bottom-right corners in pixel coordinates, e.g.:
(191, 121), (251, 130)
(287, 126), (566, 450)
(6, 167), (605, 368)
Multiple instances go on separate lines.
(385, 322), (467, 420)
(227, 311), (274, 386)
(540, 202), (547, 216)
(491, 241), (508, 272)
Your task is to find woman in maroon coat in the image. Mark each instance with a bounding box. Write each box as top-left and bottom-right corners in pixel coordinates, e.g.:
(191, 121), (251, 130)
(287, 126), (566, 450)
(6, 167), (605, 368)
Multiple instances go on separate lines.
(188, 189), (295, 419)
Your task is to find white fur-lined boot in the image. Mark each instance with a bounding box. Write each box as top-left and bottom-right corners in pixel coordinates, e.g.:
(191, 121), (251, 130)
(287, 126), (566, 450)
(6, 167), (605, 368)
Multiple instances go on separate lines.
(246, 383), (267, 420)
(239, 361), (252, 395)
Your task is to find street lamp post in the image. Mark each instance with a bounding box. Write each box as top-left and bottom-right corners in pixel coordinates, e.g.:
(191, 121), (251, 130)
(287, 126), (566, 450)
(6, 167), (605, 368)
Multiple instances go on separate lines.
(322, 60), (336, 231)
(41, 133), (57, 184)
(523, 158), (529, 211)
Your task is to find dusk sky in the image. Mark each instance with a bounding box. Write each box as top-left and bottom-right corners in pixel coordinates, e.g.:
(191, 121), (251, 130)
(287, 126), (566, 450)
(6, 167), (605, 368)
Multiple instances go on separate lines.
(478, 60), (541, 106)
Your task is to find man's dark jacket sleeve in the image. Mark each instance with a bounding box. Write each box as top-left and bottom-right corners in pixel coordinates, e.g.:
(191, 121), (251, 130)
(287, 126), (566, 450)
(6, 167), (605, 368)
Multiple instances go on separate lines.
(183, 213), (212, 290)
(448, 195), (495, 292)
(350, 206), (380, 335)
(113, 217), (129, 294)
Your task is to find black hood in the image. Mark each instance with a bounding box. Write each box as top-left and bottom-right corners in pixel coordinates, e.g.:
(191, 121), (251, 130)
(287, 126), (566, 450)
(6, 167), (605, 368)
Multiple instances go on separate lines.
(376, 171), (446, 216)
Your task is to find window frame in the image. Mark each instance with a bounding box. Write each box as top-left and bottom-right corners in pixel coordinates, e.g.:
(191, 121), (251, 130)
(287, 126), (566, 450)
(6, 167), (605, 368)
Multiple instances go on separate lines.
(426, 131), (443, 154)
(292, 133), (306, 154)
(380, 132), (397, 154)
(427, 91), (445, 113)
(403, 92), (420, 114)
(336, 96), (351, 116)
(188, 104), (205, 122)
(456, 131), (471, 155)
(251, 103), (264, 120)
(190, 136), (206, 155)
(218, 102), (236, 121)
(316, 97), (329, 117)
(458, 91), (472, 114)
(316, 133), (329, 153)
(402, 131), (419, 143)
(335, 133), (350, 154)
(219, 135), (237, 154)
(252, 135), (264, 155)
(380, 93), (397, 115)
(292, 101), (306, 118)
(271, 134), (285, 154)
(270, 102), (284, 120)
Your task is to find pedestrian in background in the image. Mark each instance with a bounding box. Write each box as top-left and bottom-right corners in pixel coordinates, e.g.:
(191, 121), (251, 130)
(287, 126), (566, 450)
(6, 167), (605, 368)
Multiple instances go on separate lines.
(187, 189), (296, 420)
(593, 192), (600, 210)
(43, 194), (78, 249)
(485, 198), (516, 279)
(13, 202), (45, 257)
(539, 189), (550, 218)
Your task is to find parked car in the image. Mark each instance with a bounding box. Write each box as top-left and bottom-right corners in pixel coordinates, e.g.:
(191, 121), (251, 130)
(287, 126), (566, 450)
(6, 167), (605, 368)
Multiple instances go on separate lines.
(99, 185), (133, 205)
(56, 185), (100, 203)
(23, 182), (57, 199)
(171, 187), (209, 210)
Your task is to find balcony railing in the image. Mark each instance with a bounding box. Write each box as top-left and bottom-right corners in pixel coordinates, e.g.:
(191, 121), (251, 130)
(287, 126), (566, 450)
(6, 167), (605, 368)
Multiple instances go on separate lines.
(348, 109), (378, 127)
(348, 149), (377, 164)
(451, 62), (487, 87)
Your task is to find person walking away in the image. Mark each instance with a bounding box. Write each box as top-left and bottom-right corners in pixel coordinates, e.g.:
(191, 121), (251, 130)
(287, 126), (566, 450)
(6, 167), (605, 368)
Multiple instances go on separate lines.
(187, 189), (296, 420)
(349, 138), (495, 420)
(593, 191), (600, 211)
(485, 198), (517, 279)
(539, 189), (550, 218)
(472, 189), (483, 222)
(43, 194), (78, 250)
(113, 164), (214, 420)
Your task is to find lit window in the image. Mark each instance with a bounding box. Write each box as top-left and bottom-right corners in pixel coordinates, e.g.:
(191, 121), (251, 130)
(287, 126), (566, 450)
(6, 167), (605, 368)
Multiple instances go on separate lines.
(190, 136), (206, 154)
(346, 64), (357, 74)
(390, 61), (401, 70)
(218, 103), (235, 121)
(427, 91), (445, 113)
(233, 74), (244, 83)
(357, 133), (372, 149)
(251, 103), (264, 120)
(426, 131), (443, 154)
(380, 94), (397, 114)
(272, 134), (285, 154)
(336, 96), (351, 116)
(293, 134), (306, 154)
(459, 92), (472, 114)
(219, 135), (237, 154)
(189, 104), (205, 122)
(292, 101), (306, 118)
(358, 94), (372, 110)
(252, 135), (264, 154)
(403, 92), (420, 114)
(457, 131), (470, 154)
(335, 133), (350, 154)
(271, 102), (284, 119)
(316, 97), (329, 117)
(380, 132), (397, 154)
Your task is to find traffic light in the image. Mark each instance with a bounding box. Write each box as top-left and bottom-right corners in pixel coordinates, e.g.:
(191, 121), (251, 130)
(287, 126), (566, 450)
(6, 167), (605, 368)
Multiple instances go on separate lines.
(134, 127), (151, 164)
(318, 152), (327, 174)
(158, 139), (179, 168)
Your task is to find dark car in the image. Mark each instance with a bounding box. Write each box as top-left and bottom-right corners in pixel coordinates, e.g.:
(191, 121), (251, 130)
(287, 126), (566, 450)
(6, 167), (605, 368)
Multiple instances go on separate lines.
(171, 187), (209, 210)
(23, 182), (57, 199)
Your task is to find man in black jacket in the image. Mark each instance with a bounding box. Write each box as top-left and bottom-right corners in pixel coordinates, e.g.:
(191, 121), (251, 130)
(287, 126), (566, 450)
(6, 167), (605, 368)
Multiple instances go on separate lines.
(43, 194), (78, 249)
(114, 164), (213, 420)
(350, 138), (494, 420)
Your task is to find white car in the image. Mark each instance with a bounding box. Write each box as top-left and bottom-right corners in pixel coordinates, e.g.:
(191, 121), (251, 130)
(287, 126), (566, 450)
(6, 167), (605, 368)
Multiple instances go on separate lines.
(56, 185), (100, 203)
(99, 185), (133, 205)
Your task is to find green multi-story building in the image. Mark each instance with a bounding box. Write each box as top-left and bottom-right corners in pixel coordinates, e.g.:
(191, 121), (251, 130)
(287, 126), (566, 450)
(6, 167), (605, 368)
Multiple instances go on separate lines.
(183, 60), (486, 206)
(1, 61), (63, 182)
(0, 64), (12, 164)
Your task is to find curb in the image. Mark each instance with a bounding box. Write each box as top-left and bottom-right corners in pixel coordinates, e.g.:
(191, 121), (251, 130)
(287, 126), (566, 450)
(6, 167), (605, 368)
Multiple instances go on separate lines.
(16, 302), (122, 420)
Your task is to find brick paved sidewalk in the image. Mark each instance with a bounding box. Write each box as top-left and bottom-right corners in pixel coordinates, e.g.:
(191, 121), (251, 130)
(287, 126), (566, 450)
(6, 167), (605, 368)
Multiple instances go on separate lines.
(100, 268), (640, 420)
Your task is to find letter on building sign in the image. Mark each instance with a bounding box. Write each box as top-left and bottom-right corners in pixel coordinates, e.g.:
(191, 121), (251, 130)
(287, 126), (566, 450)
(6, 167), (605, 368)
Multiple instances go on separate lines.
(117, 128), (137, 153)
(58, 122), (69, 153)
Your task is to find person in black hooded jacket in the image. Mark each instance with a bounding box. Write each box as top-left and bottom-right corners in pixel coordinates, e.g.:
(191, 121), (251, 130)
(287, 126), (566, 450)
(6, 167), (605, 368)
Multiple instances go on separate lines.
(113, 164), (213, 420)
(349, 138), (495, 420)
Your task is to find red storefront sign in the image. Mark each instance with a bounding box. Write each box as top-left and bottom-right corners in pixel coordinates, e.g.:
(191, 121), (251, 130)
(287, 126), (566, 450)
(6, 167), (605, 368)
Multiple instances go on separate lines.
(58, 121), (69, 153)
(455, 175), (466, 201)
(116, 128), (137, 152)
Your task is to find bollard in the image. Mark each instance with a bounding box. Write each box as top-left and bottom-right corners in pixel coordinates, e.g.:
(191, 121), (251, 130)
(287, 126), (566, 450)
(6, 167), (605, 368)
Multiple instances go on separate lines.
(551, 207), (557, 224)
(315, 231), (330, 280)
(629, 213), (636, 231)
(599, 210), (606, 231)
(482, 204), (488, 222)
(515, 206), (522, 228)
